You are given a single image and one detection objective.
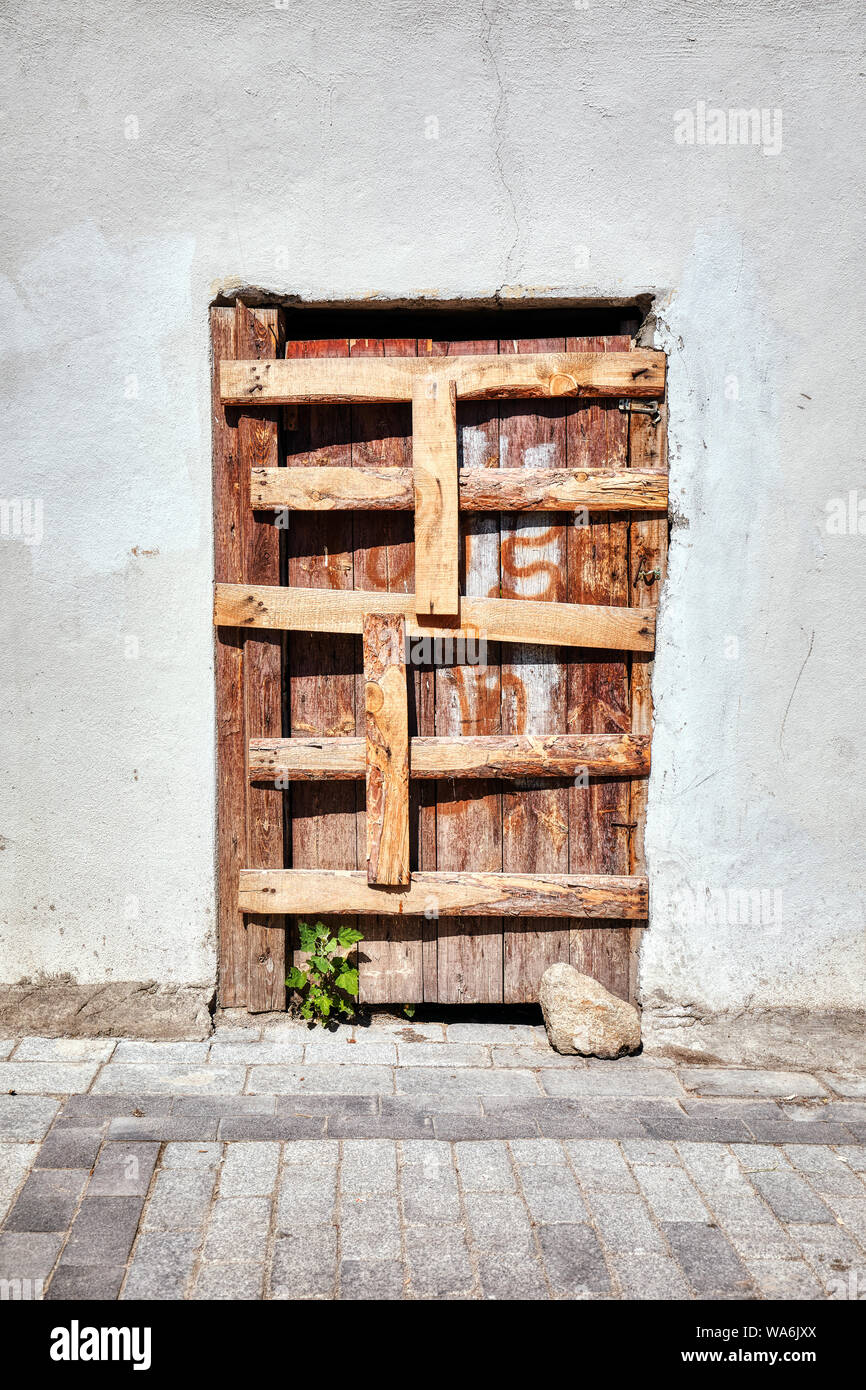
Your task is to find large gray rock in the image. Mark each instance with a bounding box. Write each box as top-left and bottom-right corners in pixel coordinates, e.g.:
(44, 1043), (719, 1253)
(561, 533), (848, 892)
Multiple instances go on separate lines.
(539, 962), (640, 1058)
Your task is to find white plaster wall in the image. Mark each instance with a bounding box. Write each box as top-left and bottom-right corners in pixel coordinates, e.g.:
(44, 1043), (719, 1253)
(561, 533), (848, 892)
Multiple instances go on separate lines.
(1, 1), (863, 1014)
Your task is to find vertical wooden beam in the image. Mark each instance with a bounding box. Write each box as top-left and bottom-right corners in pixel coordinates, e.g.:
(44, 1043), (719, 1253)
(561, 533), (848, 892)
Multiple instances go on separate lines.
(427, 335), (503, 1003)
(212, 306), (247, 1007)
(566, 334), (634, 1003)
(628, 395), (668, 1000)
(500, 334), (571, 1001)
(412, 375), (459, 616)
(352, 337), (425, 1002)
(364, 614), (410, 885)
(236, 303), (286, 1012)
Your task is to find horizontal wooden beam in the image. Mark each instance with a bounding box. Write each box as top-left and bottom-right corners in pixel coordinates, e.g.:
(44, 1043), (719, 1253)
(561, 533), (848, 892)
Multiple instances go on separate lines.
(249, 733), (651, 781)
(238, 869), (648, 919)
(215, 584), (655, 652)
(222, 351), (665, 406)
(251, 466), (668, 513)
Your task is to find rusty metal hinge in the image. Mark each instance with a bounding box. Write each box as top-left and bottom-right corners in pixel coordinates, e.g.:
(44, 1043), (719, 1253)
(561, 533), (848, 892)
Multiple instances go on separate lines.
(618, 399), (661, 426)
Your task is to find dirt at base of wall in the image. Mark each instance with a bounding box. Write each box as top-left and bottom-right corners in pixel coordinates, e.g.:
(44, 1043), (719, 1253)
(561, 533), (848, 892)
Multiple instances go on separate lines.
(0, 981), (214, 1040)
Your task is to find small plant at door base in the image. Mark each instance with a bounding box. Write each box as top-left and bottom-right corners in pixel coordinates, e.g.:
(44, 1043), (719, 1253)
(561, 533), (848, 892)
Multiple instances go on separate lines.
(285, 921), (363, 1026)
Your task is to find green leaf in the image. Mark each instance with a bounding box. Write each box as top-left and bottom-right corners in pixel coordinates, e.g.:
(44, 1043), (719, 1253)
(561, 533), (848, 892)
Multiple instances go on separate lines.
(298, 923), (318, 953)
(336, 927), (364, 947)
(335, 968), (359, 996)
(285, 967), (307, 990)
(309, 955), (330, 975)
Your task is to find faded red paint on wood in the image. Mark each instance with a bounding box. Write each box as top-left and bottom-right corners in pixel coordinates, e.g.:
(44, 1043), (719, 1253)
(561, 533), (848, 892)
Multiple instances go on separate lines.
(567, 335), (634, 1001)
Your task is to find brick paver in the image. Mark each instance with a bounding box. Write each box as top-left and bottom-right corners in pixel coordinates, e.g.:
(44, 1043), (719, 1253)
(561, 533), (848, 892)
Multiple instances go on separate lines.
(0, 1023), (863, 1299)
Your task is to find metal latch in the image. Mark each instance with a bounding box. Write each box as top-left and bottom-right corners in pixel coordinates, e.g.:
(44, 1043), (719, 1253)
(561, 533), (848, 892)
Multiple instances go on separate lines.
(618, 399), (661, 426)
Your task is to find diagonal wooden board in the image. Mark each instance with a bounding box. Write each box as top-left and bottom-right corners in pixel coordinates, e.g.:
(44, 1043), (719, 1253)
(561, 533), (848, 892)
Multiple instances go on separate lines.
(364, 614), (410, 886)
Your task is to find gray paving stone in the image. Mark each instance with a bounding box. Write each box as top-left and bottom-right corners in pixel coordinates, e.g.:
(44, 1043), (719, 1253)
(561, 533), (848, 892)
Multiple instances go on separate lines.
(744, 1120), (854, 1146)
(587, 1191), (665, 1253)
(490, 1046), (579, 1069)
(662, 1220), (751, 1294)
(395, 1042), (490, 1068)
(94, 1065), (246, 1095)
(401, 1155), (461, 1224)
(405, 1224), (474, 1297)
(14, 1037), (116, 1063)
(0, 1095), (60, 1140)
(162, 1142), (223, 1168)
(0, 1061), (101, 1093)
(56, 1094), (173, 1126)
(220, 1141), (281, 1196)
(46, 1264), (126, 1300)
(276, 1167), (337, 1228)
(192, 1262), (265, 1299)
(398, 1067), (540, 1098)
(520, 1166), (587, 1223)
(632, 1165), (711, 1222)
(281, 1138), (339, 1166)
(537, 1223), (610, 1294)
(455, 1141), (515, 1192)
(64, 1197), (144, 1265)
(613, 1251), (692, 1300)
(383, 1094), (481, 1117)
(751, 1171), (834, 1223)
(464, 1193), (533, 1253)
(209, 1041), (306, 1066)
(0, 1231), (62, 1280)
(818, 1072), (866, 1098)
(680, 1067), (827, 1099)
(641, 1115), (754, 1143)
(173, 1095), (277, 1116)
(820, 1195), (866, 1244)
(782, 1144), (865, 1195)
(540, 1069), (685, 1098)
(743, 1258), (825, 1300)
(675, 1142), (751, 1193)
(204, 1197), (272, 1262)
(0, 1143), (37, 1222)
(479, 1253), (549, 1300)
(706, 1191), (796, 1259)
(339, 1258), (404, 1300)
(304, 1037), (398, 1066)
(837, 1144), (866, 1171)
(4, 1167), (88, 1232)
(212, 1025), (263, 1043)
(121, 1232), (201, 1300)
(248, 1064), (394, 1095)
(0, 1041), (15, 1060)
(788, 1222), (865, 1288)
(108, 1116), (221, 1141)
(112, 1041), (212, 1065)
(219, 1116), (325, 1140)
(432, 1112), (539, 1140)
(509, 1138), (566, 1166)
(341, 1139), (397, 1193)
(329, 1111), (434, 1139)
(143, 1169), (216, 1230)
(359, 1021), (445, 1043)
(730, 1142), (793, 1171)
(340, 1194), (401, 1260)
(88, 1141), (159, 1196)
(621, 1139), (680, 1166)
(446, 1023), (544, 1046)
(33, 1126), (103, 1170)
(564, 1140), (637, 1192)
(270, 1227), (337, 1299)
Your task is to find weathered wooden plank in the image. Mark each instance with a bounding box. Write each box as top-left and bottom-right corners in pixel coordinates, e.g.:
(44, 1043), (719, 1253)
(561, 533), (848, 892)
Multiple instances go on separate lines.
(235, 303), (286, 1013)
(248, 732), (651, 781)
(567, 334), (634, 1003)
(211, 306), (247, 1008)
(221, 350), (665, 405)
(428, 335), (503, 1004)
(363, 614), (410, 886)
(412, 376), (459, 615)
(285, 335), (359, 991)
(251, 465), (667, 512)
(500, 332), (572, 1002)
(214, 582), (656, 652)
(239, 870), (648, 918)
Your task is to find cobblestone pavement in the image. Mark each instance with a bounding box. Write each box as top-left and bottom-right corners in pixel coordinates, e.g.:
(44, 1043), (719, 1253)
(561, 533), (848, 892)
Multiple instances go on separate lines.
(1, 1020), (865, 1300)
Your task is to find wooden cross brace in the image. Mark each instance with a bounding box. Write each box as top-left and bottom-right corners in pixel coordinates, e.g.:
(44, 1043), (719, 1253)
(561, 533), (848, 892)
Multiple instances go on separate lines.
(221, 349), (665, 618)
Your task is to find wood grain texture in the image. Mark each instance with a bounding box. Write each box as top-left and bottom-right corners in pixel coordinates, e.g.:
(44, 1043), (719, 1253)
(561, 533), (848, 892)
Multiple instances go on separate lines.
(239, 870), (648, 918)
(567, 335), (634, 1003)
(248, 732), (650, 781)
(214, 582), (656, 652)
(211, 306), (246, 1007)
(235, 303), (286, 1012)
(251, 464), (667, 512)
(364, 614), (410, 885)
(412, 376), (459, 615)
(221, 350), (665, 404)
(500, 333), (571, 1001)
